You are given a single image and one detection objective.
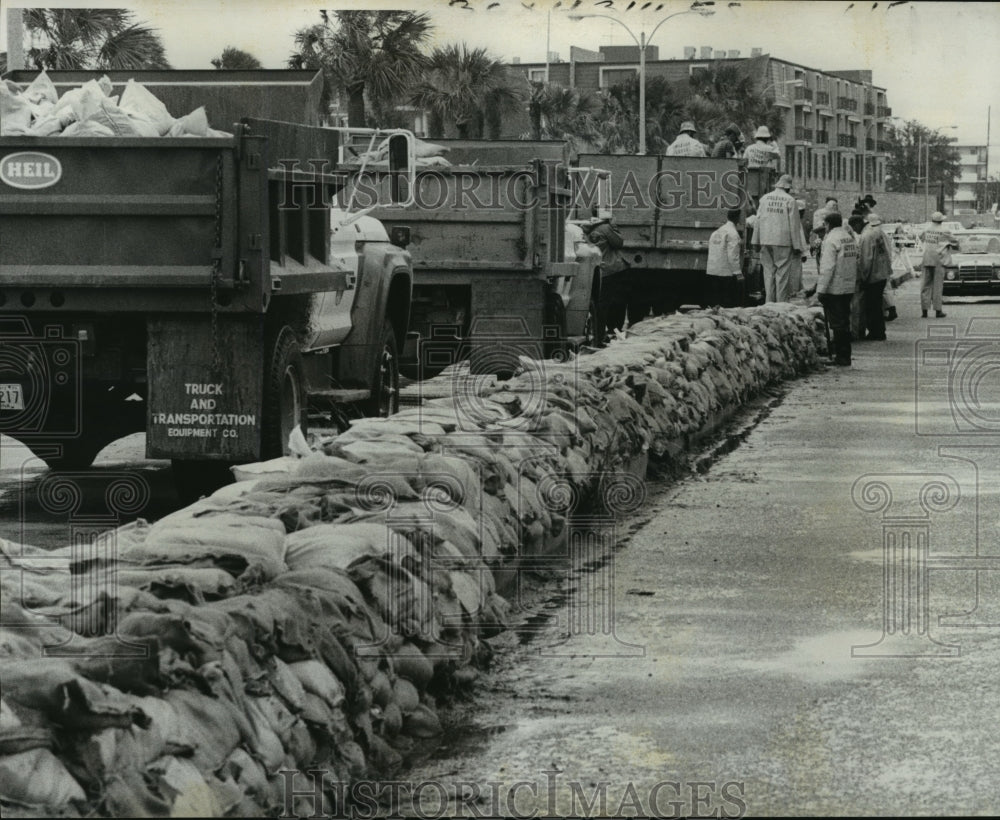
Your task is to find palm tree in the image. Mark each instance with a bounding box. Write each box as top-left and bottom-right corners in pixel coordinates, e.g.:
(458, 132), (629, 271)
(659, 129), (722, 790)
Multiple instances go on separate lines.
(409, 44), (523, 139)
(597, 75), (688, 154)
(211, 46), (262, 70)
(288, 10), (432, 128)
(689, 62), (785, 145)
(24, 8), (170, 70)
(526, 81), (600, 150)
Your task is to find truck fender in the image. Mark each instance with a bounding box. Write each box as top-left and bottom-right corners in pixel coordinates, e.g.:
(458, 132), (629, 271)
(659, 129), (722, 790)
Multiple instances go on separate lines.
(338, 243), (412, 386)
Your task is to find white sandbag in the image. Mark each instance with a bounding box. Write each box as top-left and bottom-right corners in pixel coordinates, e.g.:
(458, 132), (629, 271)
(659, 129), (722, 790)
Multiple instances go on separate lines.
(284, 522), (404, 572)
(168, 106), (209, 137)
(0, 700), (85, 806)
(81, 96), (143, 137)
(118, 79), (176, 136)
(0, 84), (32, 135)
(124, 112), (160, 137)
(22, 70), (58, 106)
(288, 659), (346, 707)
(26, 107), (77, 136)
(60, 119), (114, 137)
(54, 79), (113, 123)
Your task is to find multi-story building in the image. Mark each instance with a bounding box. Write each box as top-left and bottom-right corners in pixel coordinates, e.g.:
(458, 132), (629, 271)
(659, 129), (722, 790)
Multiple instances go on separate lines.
(951, 144), (988, 213)
(507, 47), (893, 195)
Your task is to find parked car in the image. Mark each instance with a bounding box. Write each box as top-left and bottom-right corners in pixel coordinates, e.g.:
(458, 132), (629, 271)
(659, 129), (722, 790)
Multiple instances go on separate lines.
(953, 228), (1000, 254)
(942, 251), (1000, 295)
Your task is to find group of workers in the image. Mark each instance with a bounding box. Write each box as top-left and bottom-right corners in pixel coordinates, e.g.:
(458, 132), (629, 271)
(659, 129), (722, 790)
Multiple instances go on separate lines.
(664, 120), (782, 172)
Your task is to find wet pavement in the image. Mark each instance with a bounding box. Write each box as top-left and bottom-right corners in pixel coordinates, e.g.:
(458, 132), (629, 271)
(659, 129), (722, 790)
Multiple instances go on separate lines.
(399, 275), (1000, 817)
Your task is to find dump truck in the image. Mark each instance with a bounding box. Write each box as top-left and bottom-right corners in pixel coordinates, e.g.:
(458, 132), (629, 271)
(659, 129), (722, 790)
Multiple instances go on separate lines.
(0, 70), (414, 489)
(575, 153), (751, 314)
(365, 140), (602, 377)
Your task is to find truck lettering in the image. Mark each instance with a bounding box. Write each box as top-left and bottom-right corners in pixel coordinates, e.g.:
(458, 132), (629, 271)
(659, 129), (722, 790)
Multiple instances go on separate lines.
(190, 398), (216, 409)
(184, 382), (224, 395)
(2, 152), (63, 189)
(152, 412), (256, 425)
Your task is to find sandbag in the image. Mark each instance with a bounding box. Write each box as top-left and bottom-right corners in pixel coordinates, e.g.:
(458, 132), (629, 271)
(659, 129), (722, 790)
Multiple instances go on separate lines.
(118, 78), (176, 135)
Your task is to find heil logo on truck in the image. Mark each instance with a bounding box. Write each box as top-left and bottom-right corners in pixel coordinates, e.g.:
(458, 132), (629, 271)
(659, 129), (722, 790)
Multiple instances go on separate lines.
(1, 152), (62, 189)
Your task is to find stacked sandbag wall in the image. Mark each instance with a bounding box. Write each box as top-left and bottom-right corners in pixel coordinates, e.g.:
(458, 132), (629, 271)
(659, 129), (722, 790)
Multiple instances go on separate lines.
(0, 305), (825, 817)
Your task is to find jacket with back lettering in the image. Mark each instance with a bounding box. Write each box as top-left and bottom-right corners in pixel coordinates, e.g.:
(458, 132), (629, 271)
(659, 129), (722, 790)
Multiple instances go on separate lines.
(919, 226), (958, 267)
(858, 224), (893, 284)
(752, 187), (804, 249)
(818, 226), (859, 295)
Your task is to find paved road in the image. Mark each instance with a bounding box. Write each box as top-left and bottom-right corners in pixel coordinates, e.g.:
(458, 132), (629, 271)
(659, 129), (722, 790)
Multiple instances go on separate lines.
(400, 277), (1000, 817)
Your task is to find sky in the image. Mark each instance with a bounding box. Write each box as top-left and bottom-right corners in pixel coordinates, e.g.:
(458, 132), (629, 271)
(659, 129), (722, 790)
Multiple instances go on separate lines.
(2, 0), (999, 153)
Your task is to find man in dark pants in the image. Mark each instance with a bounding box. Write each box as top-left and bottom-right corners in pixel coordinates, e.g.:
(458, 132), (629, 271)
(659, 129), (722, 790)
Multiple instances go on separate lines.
(817, 212), (859, 366)
(857, 213), (892, 341)
(583, 216), (628, 332)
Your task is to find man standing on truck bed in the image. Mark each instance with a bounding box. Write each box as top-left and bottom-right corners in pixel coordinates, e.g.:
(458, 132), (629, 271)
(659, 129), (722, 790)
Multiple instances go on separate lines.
(744, 126), (782, 173)
(753, 174), (804, 303)
(665, 121), (707, 157)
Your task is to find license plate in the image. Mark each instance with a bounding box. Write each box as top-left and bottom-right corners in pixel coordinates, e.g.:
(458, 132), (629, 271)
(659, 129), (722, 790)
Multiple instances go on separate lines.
(0, 383), (24, 411)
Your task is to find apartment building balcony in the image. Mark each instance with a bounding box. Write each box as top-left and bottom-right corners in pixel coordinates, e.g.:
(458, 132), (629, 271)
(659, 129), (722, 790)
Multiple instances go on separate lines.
(793, 87), (813, 106)
(815, 130), (830, 145)
(865, 137), (875, 151)
(864, 102), (875, 116)
(815, 91), (830, 107)
(837, 96), (858, 112)
(837, 134), (857, 148)
(877, 105), (892, 118)
(794, 126), (814, 142)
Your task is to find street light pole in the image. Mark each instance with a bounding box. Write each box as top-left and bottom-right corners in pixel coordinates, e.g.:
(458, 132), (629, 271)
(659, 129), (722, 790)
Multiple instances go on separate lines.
(569, 5), (715, 156)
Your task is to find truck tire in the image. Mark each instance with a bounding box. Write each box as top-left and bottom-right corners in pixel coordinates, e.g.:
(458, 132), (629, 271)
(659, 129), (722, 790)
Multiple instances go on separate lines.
(364, 322), (399, 418)
(262, 326), (307, 459)
(988, 238), (1000, 253)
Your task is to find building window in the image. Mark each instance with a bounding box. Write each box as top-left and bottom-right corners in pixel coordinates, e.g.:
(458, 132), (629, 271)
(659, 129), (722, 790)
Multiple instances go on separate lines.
(527, 68), (547, 82)
(689, 64), (710, 76)
(599, 66), (639, 88)
(821, 154), (826, 180)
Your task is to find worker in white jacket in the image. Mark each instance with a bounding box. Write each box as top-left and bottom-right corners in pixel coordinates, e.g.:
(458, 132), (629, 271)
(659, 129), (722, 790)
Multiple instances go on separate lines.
(705, 209), (744, 308)
(751, 174), (804, 303)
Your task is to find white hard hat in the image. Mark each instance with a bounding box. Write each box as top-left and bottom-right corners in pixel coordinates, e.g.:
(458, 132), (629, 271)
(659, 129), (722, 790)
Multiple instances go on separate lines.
(754, 125), (772, 139)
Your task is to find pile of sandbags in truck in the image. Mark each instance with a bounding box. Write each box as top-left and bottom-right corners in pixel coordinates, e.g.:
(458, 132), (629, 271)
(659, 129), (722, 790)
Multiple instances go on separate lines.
(0, 70), (230, 138)
(346, 136), (452, 168)
(0, 305), (824, 818)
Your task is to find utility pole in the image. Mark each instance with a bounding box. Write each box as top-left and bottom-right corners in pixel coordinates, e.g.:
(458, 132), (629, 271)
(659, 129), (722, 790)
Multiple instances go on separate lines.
(985, 105), (991, 212)
(7, 8), (26, 71)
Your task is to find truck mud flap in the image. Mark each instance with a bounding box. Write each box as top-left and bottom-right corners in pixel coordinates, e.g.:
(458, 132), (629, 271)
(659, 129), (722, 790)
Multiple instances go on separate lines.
(147, 317), (263, 461)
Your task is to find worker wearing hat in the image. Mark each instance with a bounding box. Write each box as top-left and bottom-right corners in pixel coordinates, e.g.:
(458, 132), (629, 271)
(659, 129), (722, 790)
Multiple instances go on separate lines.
(752, 174), (805, 303)
(711, 123), (744, 159)
(858, 213), (892, 341)
(744, 125), (782, 172)
(918, 211), (958, 318)
(665, 120), (707, 157)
